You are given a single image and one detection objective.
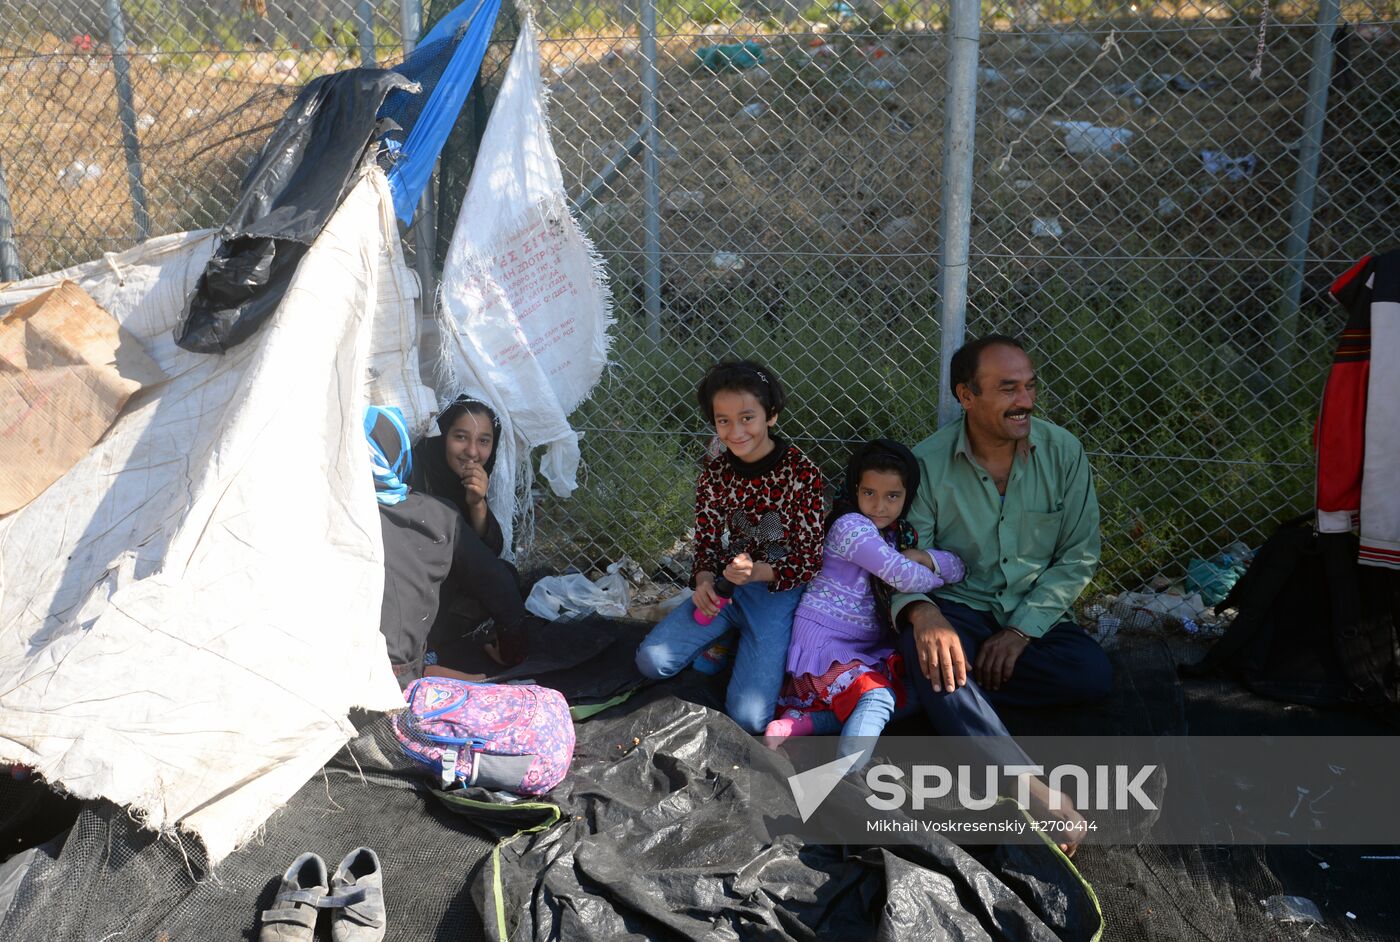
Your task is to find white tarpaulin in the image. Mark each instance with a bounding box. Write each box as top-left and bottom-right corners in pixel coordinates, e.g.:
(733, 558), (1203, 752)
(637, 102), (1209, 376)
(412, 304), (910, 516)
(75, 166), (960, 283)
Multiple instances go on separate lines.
(0, 169), (431, 864)
(436, 16), (613, 552)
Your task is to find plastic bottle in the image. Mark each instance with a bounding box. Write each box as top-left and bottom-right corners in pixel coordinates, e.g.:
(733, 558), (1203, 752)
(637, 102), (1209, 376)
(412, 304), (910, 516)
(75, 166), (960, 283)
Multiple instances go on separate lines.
(693, 576), (735, 626)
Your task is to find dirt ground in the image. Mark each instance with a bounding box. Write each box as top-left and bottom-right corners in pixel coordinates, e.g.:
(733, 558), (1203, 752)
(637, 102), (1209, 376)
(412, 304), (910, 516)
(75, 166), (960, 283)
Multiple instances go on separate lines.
(0, 35), (301, 274)
(1, 18), (1393, 289)
(539, 15), (1398, 308)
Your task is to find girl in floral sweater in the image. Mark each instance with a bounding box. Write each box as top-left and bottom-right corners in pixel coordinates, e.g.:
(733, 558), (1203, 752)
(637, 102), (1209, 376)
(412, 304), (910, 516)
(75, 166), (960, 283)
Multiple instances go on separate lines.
(635, 360), (824, 734)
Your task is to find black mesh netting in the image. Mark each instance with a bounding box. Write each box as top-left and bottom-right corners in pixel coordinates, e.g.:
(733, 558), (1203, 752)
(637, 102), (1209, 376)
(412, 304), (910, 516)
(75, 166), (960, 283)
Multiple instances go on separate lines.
(2, 626), (1397, 941)
(0, 715), (495, 942)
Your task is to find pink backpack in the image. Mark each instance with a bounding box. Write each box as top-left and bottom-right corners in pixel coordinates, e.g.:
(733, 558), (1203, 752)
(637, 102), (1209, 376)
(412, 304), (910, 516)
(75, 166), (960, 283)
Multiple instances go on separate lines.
(393, 678), (575, 795)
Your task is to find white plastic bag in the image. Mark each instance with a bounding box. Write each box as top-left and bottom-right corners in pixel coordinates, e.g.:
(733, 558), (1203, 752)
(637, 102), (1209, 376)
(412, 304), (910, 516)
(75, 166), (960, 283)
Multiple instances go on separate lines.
(1114, 589), (1209, 629)
(526, 571), (631, 620)
(436, 17), (614, 555)
(1200, 149), (1258, 182)
(1053, 120), (1133, 158)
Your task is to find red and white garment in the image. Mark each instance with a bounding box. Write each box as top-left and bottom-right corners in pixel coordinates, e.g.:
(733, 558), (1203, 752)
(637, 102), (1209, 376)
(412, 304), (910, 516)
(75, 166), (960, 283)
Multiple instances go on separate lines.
(1315, 248), (1400, 569)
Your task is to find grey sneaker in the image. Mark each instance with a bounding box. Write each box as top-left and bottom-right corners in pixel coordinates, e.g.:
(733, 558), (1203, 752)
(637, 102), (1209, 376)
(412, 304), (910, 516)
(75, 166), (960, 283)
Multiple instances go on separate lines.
(327, 847), (386, 942)
(259, 852), (328, 942)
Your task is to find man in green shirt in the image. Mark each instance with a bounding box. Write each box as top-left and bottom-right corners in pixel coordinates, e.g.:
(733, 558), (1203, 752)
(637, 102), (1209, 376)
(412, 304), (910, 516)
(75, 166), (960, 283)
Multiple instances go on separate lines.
(893, 335), (1113, 742)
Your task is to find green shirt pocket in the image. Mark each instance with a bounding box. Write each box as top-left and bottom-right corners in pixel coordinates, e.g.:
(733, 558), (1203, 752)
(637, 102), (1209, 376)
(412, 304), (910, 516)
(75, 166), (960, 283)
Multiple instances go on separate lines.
(1020, 509), (1063, 560)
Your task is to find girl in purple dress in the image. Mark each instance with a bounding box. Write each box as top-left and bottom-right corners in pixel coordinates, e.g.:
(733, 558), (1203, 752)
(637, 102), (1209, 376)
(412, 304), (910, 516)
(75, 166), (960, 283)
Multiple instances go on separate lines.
(765, 440), (965, 762)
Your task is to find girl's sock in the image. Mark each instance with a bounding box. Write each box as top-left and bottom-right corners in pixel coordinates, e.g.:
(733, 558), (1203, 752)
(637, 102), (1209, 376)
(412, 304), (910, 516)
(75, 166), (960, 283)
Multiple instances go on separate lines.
(764, 710), (842, 739)
(839, 686), (898, 770)
(764, 713), (816, 738)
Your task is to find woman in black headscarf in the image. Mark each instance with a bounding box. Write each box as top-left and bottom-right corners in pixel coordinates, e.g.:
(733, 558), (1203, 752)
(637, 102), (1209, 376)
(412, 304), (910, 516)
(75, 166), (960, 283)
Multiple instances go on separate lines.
(372, 396), (528, 685)
(410, 395), (506, 552)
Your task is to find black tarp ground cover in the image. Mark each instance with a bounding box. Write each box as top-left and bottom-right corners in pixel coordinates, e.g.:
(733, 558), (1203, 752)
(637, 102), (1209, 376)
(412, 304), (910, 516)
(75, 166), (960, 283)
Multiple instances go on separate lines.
(2, 623), (1396, 941)
(403, 617), (1104, 939)
(480, 685), (1101, 942)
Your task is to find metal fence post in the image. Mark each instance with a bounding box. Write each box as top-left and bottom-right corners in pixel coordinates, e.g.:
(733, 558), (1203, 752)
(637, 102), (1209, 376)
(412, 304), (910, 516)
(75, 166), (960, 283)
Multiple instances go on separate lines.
(401, 0), (422, 56)
(0, 159), (20, 282)
(639, 0), (663, 343)
(103, 0), (150, 243)
(357, 0), (378, 66)
(936, 0), (980, 425)
(1276, 0), (1341, 382)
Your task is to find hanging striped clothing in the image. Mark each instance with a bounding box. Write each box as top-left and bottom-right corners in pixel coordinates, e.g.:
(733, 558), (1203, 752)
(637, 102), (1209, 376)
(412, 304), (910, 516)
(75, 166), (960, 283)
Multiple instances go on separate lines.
(365, 406), (412, 506)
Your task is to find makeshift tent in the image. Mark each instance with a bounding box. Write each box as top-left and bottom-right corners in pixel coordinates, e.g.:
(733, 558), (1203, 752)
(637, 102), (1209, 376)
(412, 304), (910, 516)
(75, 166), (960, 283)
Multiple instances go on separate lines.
(0, 5), (609, 864)
(0, 168), (430, 864)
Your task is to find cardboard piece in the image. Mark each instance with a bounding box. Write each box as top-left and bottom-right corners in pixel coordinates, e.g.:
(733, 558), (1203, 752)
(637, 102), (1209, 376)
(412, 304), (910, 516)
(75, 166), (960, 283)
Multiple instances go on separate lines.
(0, 281), (162, 514)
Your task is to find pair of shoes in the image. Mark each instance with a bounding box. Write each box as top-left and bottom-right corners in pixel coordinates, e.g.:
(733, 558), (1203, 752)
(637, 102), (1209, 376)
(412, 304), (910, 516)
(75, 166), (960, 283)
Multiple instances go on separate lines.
(259, 848), (386, 942)
(691, 641), (734, 675)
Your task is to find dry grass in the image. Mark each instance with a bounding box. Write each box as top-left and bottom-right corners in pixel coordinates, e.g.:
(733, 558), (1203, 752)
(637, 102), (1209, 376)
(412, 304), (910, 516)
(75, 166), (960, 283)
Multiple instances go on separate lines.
(0, 35), (306, 274)
(2, 13), (1394, 307)
(538, 16), (1397, 305)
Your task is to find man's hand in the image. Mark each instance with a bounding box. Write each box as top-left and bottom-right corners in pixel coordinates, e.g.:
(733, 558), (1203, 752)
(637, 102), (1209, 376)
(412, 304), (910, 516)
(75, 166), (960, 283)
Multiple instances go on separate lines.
(692, 572), (723, 619)
(900, 548), (933, 569)
(722, 553), (755, 586)
(973, 629), (1030, 692)
(907, 602), (967, 693)
(460, 460), (489, 507)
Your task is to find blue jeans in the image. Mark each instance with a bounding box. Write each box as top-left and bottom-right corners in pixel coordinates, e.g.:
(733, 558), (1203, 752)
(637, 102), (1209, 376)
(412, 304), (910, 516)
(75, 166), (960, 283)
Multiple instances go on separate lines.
(803, 686), (905, 771)
(636, 582), (803, 733)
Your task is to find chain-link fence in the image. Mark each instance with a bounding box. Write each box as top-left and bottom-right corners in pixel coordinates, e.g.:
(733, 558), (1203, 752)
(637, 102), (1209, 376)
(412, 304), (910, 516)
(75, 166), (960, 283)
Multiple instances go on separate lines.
(528, 0), (1399, 607)
(2, 0), (1396, 605)
(0, 2), (416, 273)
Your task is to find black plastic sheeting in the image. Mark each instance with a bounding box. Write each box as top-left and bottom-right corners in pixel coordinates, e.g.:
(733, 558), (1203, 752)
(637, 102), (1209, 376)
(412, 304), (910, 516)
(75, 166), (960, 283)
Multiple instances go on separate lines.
(0, 614), (1100, 942)
(469, 679), (1101, 942)
(7, 621), (1393, 941)
(443, 615), (652, 706)
(175, 68), (416, 354)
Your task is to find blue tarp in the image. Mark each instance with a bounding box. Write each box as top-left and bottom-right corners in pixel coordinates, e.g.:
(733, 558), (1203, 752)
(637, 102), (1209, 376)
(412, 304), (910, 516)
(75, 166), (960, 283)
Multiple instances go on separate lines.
(385, 0), (504, 224)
